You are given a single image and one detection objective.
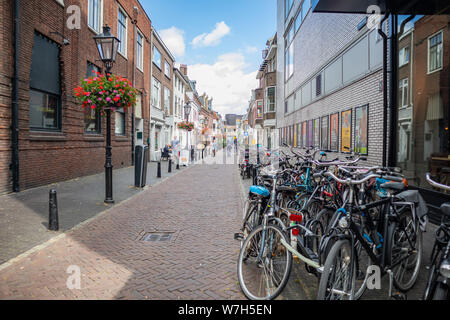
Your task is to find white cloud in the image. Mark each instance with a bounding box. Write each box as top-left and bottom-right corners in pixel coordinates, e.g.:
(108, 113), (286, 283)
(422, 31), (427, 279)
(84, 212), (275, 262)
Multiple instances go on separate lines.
(188, 53), (258, 116)
(159, 27), (186, 58)
(191, 21), (231, 48)
(245, 46), (259, 54)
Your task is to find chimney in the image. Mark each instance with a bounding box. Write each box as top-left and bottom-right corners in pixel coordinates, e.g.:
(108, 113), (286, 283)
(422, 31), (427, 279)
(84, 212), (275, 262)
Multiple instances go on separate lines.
(180, 64), (188, 76)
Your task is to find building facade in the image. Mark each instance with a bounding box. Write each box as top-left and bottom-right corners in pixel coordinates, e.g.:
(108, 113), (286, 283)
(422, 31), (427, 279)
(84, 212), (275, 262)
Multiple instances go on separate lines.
(149, 28), (174, 161)
(0, 0), (152, 194)
(277, 0), (385, 165)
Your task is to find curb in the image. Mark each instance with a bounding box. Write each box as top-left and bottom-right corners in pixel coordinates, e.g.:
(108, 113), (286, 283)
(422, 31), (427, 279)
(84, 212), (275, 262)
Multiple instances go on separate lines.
(0, 165), (193, 273)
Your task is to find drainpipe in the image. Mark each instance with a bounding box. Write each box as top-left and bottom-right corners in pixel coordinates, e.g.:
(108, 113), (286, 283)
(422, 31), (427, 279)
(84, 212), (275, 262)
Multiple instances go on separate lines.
(131, 8), (138, 165)
(11, 0), (20, 192)
(388, 14), (399, 167)
(378, 12), (389, 167)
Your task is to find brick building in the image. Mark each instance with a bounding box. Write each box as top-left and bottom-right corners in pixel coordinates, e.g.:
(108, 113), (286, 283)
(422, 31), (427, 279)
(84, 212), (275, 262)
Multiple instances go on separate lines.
(149, 28), (174, 161)
(277, 0), (385, 165)
(0, 0), (152, 194)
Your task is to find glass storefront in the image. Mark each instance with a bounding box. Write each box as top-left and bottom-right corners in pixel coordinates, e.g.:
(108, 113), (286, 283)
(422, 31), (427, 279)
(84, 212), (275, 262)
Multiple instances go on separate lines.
(395, 14), (450, 191)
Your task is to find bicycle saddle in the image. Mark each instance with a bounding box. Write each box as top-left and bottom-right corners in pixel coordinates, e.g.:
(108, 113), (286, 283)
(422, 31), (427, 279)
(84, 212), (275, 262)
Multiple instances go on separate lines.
(440, 203), (450, 217)
(249, 186), (270, 198)
(380, 182), (406, 192)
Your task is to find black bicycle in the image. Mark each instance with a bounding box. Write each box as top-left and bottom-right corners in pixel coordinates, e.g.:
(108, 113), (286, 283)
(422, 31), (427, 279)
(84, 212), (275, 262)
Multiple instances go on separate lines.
(423, 173), (450, 300)
(317, 169), (423, 300)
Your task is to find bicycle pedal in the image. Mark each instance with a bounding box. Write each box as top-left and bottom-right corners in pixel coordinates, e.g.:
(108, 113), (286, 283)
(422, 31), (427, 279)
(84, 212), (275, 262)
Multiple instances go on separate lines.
(234, 233), (244, 241)
(391, 292), (407, 300)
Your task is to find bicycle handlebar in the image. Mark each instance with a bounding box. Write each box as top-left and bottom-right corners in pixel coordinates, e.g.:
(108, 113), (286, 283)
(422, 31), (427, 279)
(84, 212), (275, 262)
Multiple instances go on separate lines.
(426, 173), (450, 191)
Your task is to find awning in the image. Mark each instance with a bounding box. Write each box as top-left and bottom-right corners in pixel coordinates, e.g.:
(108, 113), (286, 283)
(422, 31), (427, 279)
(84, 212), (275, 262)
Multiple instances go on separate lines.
(312, 0), (450, 15)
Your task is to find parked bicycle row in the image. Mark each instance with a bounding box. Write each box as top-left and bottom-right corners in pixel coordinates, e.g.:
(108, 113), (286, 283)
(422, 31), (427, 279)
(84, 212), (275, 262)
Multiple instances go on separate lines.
(235, 144), (450, 300)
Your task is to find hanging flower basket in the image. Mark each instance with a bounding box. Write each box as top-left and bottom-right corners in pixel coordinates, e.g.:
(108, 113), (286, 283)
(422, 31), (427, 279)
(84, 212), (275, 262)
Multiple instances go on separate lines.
(74, 71), (137, 116)
(178, 121), (194, 131)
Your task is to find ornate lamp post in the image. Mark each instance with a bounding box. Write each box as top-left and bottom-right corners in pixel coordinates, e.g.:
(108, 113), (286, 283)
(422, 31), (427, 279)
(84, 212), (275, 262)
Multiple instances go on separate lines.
(94, 26), (120, 204)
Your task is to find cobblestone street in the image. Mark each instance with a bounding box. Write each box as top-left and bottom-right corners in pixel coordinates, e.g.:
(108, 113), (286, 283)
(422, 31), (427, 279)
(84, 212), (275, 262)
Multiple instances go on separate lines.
(0, 160), (245, 300)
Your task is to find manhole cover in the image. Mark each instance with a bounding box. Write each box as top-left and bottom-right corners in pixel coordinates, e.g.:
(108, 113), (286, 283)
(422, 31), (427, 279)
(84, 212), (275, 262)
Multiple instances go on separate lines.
(140, 232), (175, 242)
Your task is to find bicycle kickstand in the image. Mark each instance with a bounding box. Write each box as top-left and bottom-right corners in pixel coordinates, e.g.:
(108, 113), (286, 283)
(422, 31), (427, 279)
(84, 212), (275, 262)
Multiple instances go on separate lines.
(387, 269), (407, 300)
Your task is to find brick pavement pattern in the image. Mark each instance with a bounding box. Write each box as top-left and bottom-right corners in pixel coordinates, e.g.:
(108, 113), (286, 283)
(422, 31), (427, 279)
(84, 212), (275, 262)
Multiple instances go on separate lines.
(0, 164), (245, 300)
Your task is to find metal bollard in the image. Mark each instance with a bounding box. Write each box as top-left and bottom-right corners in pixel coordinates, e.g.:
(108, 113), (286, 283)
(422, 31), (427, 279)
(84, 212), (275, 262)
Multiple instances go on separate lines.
(157, 161), (161, 178)
(48, 189), (59, 231)
(168, 159), (172, 173)
(176, 158), (180, 170)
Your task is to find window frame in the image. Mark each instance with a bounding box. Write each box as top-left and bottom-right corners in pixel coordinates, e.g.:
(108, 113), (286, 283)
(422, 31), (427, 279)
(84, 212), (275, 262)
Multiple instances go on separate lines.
(164, 60), (171, 79)
(29, 88), (62, 132)
(265, 86), (276, 113)
(136, 29), (144, 72)
(151, 77), (161, 109)
(427, 30), (443, 74)
(153, 45), (162, 69)
(88, 0), (103, 34)
(399, 78), (409, 108)
(114, 108), (126, 136)
(117, 6), (127, 58)
(398, 46), (410, 67)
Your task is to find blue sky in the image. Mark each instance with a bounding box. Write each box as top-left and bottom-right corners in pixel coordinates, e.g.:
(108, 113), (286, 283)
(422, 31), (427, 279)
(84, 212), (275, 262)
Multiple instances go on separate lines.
(139, 0), (277, 115)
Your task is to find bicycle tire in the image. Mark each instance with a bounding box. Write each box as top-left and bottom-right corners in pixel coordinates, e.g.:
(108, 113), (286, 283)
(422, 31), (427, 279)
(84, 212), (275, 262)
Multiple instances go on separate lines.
(237, 224), (292, 300)
(317, 239), (356, 300)
(386, 209), (423, 292)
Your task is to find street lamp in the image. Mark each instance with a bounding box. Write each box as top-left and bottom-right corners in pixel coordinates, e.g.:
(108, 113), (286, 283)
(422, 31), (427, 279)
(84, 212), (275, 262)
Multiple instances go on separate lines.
(94, 25), (120, 204)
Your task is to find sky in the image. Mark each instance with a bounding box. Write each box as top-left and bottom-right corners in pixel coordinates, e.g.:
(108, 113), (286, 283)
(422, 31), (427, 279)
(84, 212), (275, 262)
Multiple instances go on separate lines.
(139, 0), (277, 116)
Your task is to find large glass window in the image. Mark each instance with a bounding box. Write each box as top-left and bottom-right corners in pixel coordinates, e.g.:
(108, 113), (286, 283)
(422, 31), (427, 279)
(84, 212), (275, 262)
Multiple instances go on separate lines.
(29, 32), (61, 131)
(285, 0), (293, 19)
(117, 8), (127, 56)
(396, 15), (449, 191)
(399, 46), (410, 67)
(88, 0), (102, 33)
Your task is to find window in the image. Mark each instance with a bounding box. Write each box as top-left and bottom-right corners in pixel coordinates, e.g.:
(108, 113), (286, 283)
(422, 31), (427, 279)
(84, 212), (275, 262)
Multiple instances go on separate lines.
(151, 77), (161, 109)
(285, 0), (293, 19)
(117, 7), (127, 56)
(315, 74), (322, 97)
(29, 90), (60, 130)
(301, 0), (311, 20)
(164, 87), (171, 115)
(428, 31), (443, 73)
(399, 46), (410, 67)
(265, 87), (276, 112)
(85, 62), (101, 133)
(285, 43), (294, 81)
(88, 0), (102, 33)
(153, 46), (161, 69)
(301, 81), (311, 106)
(295, 8), (302, 32)
(324, 57), (342, 93)
(115, 108), (125, 135)
(399, 78), (409, 108)
(343, 36), (369, 83)
(29, 32), (61, 131)
(136, 30), (144, 71)
(164, 60), (171, 78)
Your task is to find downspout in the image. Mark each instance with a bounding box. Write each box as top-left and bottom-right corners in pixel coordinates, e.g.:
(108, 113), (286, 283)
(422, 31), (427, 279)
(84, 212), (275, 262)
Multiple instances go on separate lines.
(11, 0), (20, 192)
(131, 9), (138, 165)
(378, 12), (389, 167)
(388, 14), (399, 167)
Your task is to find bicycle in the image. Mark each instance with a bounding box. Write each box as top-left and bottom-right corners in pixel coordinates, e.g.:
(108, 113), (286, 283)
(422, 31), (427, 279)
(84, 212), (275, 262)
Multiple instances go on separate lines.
(423, 173), (450, 300)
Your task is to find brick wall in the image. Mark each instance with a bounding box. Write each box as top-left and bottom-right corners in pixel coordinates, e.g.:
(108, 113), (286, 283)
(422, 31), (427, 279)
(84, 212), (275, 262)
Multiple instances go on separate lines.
(0, 0), (152, 193)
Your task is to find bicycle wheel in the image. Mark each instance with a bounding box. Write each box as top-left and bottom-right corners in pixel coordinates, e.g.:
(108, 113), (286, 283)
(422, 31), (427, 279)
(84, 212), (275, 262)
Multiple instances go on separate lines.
(386, 208), (423, 292)
(237, 224), (292, 300)
(317, 239), (356, 300)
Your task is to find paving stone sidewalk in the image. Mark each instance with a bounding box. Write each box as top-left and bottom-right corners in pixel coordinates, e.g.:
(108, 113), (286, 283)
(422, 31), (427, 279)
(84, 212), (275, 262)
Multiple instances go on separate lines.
(0, 160), (245, 300)
(0, 161), (186, 265)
